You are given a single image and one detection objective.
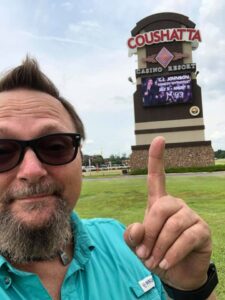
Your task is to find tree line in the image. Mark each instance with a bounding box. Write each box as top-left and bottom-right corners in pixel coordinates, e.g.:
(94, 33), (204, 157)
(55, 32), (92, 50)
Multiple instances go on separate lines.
(214, 150), (225, 159)
(82, 153), (130, 167)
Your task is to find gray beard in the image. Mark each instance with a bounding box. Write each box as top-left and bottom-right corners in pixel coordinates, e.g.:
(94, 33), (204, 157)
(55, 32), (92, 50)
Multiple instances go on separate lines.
(0, 181), (73, 264)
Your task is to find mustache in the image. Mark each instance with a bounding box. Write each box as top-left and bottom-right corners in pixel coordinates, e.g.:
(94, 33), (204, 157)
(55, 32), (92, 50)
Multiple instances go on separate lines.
(1, 182), (64, 205)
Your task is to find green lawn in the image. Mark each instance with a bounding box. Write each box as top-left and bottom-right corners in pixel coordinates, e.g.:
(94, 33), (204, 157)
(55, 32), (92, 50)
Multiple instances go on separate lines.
(215, 158), (225, 165)
(76, 174), (225, 298)
(82, 169), (123, 177)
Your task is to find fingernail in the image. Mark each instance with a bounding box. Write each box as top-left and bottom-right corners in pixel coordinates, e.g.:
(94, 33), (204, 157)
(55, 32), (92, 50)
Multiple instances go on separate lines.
(145, 256), (155, 269)
(136, 245), (147, 258)
(159, 258), (169, 270)
(128, 233), (133, 243)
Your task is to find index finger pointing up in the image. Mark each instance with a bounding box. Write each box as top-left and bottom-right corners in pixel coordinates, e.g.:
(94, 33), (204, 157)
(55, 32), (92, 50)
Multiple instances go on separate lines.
(147, 136), (167, 207)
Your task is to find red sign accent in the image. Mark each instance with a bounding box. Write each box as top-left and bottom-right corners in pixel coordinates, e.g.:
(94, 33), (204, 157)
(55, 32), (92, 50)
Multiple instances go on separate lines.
(127, 28), (201, 51)
(142, 51), (189, 64)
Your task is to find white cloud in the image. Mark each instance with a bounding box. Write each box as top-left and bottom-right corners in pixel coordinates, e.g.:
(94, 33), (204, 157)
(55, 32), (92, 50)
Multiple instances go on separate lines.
(61, 2), (74, 10)
(204, 96), (225, 150)
(81, 8), (94, 15)
(85, 139), (95, 145)
(19, 30), (90, 45)
(69, 20), (101, 33)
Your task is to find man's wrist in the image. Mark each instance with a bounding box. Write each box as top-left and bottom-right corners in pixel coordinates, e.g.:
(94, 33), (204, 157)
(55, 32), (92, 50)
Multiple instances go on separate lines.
(162, 263), (218, 300)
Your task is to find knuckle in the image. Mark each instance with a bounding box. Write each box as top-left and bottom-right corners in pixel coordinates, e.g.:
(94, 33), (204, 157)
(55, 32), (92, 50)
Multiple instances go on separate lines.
(148, 173), (160, 181)
(145, 230), (157, 243)
(175, 197), (186, 205)
(166, 217), (183, 234)
(183, 228), (198, 246)
(151, 202), (167, 218)
(152, 244), (165, 259)
(167, 249), (179, 263)
(198, 220), (211, 241)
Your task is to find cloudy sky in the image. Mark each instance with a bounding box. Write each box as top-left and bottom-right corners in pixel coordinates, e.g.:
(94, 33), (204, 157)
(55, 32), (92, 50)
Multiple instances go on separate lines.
(0, 0), (224, 157)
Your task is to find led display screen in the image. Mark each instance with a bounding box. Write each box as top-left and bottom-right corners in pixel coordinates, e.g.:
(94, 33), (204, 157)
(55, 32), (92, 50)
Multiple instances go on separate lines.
(142, 74), (193, 106)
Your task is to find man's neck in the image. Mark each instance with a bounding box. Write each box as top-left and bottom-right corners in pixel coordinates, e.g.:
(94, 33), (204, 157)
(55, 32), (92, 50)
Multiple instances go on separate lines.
(10, 243), (74, 300)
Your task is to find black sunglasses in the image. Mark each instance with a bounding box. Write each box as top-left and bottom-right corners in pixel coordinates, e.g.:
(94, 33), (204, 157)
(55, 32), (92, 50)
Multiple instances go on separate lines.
(0, 133), (81, 173)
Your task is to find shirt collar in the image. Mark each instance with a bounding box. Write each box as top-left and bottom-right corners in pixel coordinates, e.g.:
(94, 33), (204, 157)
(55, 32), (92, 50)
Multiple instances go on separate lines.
(0, 256), (8, 269)
(70, 212), (95, 268)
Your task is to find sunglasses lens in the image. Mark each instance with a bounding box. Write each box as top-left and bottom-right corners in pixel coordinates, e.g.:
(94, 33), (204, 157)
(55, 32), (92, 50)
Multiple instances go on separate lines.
(36, 135), (77, 165)
(0, 141), (21, 172)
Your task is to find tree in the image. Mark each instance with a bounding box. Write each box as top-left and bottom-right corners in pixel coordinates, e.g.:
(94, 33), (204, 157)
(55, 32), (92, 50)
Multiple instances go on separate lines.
(82, 155), (90, 166)
(82, 154), (104, 166)
(214, 150), (225, 159)
(92, 155), (104, 166)
(108, 154), (122, 165)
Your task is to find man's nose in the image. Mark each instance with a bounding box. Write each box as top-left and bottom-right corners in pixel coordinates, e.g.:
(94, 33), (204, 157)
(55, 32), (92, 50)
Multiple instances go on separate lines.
(16, 148), (48, 183)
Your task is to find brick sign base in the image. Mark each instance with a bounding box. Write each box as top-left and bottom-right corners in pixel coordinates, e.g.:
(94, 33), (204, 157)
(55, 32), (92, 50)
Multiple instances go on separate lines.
(130, 144), (214, 170)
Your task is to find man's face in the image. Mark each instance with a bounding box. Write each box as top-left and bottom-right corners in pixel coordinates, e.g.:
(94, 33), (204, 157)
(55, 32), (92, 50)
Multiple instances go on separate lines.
(0, 89), (82, 229)
(147, 79), (153, 89)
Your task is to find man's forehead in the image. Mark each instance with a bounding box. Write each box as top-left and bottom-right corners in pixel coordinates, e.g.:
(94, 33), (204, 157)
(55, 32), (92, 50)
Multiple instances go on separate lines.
(0, 89), (58, 105)
(0, 123), (70, 136)
(0, 89), (67, 117)
(0, 89), (76, 134)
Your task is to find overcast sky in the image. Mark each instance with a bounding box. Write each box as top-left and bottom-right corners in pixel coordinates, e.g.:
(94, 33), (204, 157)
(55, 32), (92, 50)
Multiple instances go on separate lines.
(0, 0), (224, 157)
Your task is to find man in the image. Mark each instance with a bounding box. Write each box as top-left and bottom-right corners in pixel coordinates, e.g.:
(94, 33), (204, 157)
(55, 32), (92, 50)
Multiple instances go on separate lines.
(0, 57), (217, 299)
(142, 78), (159, 106)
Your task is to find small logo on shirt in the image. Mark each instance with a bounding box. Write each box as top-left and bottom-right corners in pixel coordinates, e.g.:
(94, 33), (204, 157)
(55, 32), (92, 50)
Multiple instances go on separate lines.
(138, 275), (155, 292)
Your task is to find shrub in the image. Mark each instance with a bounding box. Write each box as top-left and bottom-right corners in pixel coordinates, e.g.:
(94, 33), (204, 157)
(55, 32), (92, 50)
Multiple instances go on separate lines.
(130, 164), (225, 175)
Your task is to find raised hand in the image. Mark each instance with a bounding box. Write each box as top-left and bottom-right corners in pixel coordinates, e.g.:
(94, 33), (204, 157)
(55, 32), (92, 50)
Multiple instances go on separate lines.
(124, 136), (212, 290)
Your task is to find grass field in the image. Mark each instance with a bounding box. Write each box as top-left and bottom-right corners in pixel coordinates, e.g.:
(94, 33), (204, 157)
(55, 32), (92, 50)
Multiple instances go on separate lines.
(215, 158), (225, 165)
(76, 173), (225, 298)
(82, 169), (123, 177)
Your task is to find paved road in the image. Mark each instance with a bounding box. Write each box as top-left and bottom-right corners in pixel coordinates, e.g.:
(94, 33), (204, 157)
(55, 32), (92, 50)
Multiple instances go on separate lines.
(83, 171), (225, 181)
(167, 171), (225, 177)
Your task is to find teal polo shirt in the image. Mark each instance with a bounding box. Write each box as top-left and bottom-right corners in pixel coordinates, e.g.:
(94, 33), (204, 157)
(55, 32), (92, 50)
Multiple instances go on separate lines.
(0, 213), (166, 299)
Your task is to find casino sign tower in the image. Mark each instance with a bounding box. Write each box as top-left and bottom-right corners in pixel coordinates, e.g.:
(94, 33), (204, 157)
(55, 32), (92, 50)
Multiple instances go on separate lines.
(128, 12), (214, 170)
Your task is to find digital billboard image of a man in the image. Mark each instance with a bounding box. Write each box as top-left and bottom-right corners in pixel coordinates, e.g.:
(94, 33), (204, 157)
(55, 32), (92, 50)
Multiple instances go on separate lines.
(142, 78), (159, 106)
